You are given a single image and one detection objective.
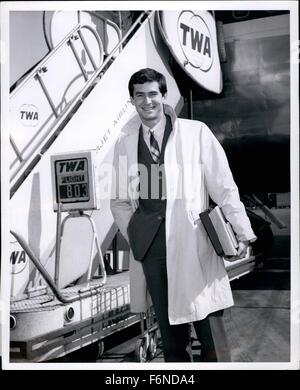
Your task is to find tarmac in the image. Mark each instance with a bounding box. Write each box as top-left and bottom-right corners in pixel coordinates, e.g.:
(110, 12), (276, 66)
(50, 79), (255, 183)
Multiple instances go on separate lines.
(99, 257), (290, 363)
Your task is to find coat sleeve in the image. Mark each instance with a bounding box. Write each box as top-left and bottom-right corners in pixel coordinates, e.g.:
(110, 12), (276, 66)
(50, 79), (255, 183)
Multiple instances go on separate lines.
(200, 123), (257, 243)
(110, 138), (133, 244)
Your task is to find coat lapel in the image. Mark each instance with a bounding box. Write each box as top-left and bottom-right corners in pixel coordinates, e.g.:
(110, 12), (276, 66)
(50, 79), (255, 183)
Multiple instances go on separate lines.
(123, 130), (139, 172)
(122, 125), (140, 208)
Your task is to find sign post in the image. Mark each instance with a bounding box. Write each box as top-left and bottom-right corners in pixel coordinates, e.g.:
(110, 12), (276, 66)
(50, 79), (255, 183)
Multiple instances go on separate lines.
(51, 150), (106, 286)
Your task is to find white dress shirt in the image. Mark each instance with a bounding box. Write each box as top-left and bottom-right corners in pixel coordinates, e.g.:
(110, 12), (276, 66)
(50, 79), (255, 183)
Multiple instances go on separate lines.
(141, 114), (166, 152)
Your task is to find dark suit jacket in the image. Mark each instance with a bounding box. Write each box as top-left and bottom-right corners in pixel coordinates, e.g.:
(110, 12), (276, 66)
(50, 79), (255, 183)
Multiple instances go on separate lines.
(127, 209), (163, 261)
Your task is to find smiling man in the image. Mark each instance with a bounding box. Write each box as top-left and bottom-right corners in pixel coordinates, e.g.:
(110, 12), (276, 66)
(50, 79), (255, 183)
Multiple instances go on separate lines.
(130, 80), (165, 127)
(110, 68), (256, 362)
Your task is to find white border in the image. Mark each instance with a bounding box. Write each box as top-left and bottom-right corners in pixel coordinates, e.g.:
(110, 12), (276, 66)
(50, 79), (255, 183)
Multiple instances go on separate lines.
(289, 0), (300, 371)
(1, 0), (299, 371)
(0, 1), (298, 11)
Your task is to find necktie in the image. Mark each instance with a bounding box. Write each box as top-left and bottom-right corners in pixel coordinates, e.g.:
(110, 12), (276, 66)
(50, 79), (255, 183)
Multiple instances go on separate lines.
(149, 130), (160, 163)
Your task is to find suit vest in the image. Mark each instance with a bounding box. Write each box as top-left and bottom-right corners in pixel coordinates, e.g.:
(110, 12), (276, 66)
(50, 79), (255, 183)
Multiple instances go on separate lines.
(137, 114), (172, 214)
(127, 115), (172, 261)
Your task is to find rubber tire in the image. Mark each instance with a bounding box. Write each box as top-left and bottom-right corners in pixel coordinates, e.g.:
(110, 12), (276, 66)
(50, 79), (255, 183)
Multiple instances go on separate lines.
(135, 338), (147, 363)
(148, 332), (157, 360)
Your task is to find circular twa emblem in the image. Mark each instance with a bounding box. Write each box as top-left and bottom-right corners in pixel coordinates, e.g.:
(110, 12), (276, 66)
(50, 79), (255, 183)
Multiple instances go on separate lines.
(178, 11), (213, 71)
(10, 240), (28, 275)
(19, 104), (39, 127)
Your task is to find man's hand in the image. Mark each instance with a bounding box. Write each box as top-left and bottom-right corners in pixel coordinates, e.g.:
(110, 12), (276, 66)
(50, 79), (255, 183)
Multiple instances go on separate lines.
(237, 240), (250, 258)
(224, 240), (250, 262)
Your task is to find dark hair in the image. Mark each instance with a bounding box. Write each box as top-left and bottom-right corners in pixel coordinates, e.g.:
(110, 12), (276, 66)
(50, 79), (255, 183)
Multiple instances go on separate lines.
(128, 68), (167, 97)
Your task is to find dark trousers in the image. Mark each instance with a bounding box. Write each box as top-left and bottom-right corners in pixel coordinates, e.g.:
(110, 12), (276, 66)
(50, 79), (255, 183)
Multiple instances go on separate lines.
(142, 222), (231, 362)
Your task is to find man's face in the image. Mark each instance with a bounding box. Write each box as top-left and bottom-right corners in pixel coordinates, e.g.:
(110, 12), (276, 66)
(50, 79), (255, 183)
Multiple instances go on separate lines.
(131, 81), (166, 127)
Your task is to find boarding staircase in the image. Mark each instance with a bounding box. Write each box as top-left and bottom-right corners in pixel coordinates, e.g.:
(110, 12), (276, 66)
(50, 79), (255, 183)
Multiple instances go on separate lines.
(8, 10), (163, 362)
(9, 9), (184, 299)
(9, 11), (132, 290)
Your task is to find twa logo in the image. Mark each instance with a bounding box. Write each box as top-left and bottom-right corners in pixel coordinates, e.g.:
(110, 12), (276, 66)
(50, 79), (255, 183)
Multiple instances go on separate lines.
(19, 104), (39, 127)
(178, 11), (213, 71)
(56, 158), (86, 174)
(10, 240), (28, 275)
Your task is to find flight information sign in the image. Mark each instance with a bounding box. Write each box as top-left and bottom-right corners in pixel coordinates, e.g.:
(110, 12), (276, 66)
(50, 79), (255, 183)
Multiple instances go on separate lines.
(55, 158), (90, 203)
(51, 150), (99, 211)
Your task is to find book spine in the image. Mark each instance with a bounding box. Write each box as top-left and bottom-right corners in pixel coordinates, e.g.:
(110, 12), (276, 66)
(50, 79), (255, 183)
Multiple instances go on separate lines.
(200, 211), (224, 256)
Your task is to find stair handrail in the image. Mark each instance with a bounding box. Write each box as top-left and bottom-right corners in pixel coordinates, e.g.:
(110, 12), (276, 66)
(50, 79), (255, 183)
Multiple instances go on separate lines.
(10, 23), (81, 98)
(85, 11), (122, 53)
(10, 22), (104, 180)
(10, 229), (106, 304)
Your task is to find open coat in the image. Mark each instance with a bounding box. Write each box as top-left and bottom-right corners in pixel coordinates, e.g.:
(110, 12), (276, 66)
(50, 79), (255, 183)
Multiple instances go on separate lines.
(110, 104), (256, 325)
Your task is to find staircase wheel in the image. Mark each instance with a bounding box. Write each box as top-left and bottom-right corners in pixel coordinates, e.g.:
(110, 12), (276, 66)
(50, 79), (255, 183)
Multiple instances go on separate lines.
(148, 332), (158, 360)
(97, 341), (105, 359)
(135, 338), (147, 362)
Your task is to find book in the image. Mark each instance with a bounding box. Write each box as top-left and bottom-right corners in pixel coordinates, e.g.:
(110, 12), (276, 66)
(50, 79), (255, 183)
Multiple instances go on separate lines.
(200, 206), (238, 257)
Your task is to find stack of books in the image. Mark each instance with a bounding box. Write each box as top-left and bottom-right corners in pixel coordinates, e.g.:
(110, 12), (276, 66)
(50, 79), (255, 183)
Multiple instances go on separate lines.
(200, 206), (238, 257)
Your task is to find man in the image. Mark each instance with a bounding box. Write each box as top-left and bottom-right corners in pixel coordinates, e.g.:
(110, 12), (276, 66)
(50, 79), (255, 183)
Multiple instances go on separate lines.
(110, 68), (256, 362)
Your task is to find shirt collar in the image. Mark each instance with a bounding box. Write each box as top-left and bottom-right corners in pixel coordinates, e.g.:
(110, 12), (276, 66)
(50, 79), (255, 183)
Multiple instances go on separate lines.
(142, 114), (166, 138)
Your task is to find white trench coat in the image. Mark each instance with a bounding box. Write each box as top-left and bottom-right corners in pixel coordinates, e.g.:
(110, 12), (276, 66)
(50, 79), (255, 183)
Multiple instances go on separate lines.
(110, 104), (256, 325)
